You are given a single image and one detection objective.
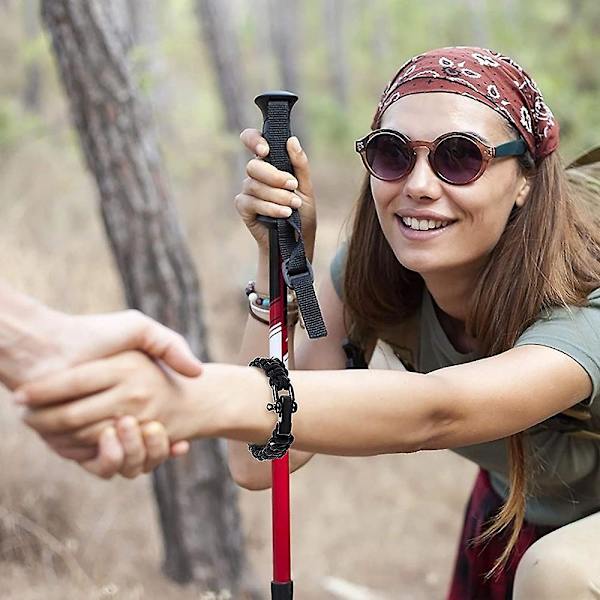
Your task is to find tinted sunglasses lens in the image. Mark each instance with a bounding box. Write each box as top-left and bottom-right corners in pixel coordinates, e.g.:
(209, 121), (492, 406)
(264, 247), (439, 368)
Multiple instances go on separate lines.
(365, 134), (412, 180)
(433, 136), (483, 184)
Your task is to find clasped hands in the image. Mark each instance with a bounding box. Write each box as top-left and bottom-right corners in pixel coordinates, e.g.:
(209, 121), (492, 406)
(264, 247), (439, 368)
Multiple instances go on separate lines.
(4, 305), (211, 480)
(16, 349), (199, 480)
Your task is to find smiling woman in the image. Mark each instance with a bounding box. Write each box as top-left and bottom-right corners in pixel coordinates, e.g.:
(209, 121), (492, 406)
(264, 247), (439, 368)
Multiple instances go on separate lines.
(16, 46), (600, 599)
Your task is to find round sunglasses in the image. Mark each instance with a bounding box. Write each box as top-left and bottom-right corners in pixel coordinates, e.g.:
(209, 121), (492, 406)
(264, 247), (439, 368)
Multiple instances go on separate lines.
(355, 129), (527, 185)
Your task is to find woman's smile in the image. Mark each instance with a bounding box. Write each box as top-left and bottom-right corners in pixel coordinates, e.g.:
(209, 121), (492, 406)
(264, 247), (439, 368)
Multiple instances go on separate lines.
(395, 214), (458, 240)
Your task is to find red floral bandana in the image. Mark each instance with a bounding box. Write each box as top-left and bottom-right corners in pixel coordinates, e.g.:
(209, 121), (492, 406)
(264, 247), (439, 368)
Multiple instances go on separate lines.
(372, 47), (559, 162)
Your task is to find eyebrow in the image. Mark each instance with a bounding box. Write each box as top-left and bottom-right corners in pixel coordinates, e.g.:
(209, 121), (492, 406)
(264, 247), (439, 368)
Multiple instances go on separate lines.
(464, 131), (491, 144)
(384, 128), (493, 145)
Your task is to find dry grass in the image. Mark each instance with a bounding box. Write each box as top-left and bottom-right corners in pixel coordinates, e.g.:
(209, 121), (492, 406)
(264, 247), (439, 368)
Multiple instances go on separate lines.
(0, 126), (477, 599)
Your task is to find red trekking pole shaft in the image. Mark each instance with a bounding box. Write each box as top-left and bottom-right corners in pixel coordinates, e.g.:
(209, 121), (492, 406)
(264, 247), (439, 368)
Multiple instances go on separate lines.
(255, 90), (298, 600)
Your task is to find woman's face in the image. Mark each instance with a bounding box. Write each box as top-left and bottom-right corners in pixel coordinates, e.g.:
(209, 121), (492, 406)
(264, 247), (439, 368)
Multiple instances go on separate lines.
(373, 92), (531, 277)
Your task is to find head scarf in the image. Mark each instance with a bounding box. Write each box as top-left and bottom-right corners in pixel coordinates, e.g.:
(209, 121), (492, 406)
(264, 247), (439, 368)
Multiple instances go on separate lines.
(372, 46), (559, 162)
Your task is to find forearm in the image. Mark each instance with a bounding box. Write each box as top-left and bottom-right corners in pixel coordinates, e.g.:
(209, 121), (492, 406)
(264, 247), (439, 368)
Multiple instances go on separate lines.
(228, 250), (303, 488)
(0, 282), (63, 389)
(213, 366), (450, 457)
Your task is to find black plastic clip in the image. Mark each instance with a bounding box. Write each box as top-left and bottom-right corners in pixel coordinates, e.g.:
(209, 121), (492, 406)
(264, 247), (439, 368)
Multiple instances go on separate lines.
(282, 257), (314, 290)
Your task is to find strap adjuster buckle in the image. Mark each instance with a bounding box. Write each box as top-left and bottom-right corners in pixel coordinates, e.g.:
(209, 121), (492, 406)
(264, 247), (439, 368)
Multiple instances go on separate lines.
(282, 257), (314, 290)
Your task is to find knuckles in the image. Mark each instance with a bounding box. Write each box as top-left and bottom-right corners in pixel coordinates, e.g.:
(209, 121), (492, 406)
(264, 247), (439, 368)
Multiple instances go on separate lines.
(57, 405), (84, 430)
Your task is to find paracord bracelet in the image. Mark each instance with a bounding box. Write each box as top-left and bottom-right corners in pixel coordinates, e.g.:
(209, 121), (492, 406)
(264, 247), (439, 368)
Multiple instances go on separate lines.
(248, 357), (298, 461)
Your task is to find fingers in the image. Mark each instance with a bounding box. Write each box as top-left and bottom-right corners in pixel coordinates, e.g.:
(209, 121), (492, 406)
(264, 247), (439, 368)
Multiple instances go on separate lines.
(127, 313), (203, 378)
(286, 136), (313, 196)
(43, 419), (115, 447)
(72, 419), (178, 479)
(240, 128), (269, 157)
(15, 358), (118, 407)
(235, 193), (295, 220)
(170, 440), (190, 457)
(80, 427), (124, 479)
(116, 416), (147, 478)
(48, 444), (98, 462)
(24, 387), (122, 435)
(239, 129), (312, 198)
(242, 177), (302, 210)
(245, 158), (298, 191)
(141, 421), (171, 472)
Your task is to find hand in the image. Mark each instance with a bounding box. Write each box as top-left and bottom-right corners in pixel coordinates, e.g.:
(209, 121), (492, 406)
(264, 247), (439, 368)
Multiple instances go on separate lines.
(0, 307), (202, 389)
(235, 130), (317, 261)
(18, 351), (204, 445)
(47, 418), (191, 479)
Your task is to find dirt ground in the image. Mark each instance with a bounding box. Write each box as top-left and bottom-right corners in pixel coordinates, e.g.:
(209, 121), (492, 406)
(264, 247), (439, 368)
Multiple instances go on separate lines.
(0, 136), (478, 599)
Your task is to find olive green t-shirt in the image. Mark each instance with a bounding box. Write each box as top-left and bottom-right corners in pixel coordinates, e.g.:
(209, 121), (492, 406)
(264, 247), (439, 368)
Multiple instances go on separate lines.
(330, 245), (600, 527)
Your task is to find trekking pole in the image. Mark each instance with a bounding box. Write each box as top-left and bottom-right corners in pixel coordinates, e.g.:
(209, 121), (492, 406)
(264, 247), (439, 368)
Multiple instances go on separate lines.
(254, 91), (327, 600)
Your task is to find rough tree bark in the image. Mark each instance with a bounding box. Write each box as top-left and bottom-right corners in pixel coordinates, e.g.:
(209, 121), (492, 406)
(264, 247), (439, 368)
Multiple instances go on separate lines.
(41, 1), (259, 597)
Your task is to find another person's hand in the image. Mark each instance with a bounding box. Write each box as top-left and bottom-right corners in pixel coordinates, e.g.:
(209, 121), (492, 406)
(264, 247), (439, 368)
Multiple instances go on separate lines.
(5, 308), (202, 390)
(236, 130), (317, 261)
(53, 417), (191, 479)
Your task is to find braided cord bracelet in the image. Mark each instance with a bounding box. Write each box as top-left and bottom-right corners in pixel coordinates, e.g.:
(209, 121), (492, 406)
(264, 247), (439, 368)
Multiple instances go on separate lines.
(248, 357), (298, 461)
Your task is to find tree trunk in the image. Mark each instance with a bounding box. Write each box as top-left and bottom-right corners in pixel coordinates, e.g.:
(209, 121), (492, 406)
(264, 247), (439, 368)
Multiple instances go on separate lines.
(41, 1), (259, 597)
(126, 0), (171, 128)
(195, 0), (251, 179)
(266, 0), (308, 146)
(195, 0), (250, 135)
(323, 0), (349, 110)
(21, 0), (42, 112)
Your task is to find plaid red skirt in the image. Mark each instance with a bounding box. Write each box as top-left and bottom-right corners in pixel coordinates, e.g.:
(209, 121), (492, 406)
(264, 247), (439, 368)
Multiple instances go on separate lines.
(447, 469), (557, 600)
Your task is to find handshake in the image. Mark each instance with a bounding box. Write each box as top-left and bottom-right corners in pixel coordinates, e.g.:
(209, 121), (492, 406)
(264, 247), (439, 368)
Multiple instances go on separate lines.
(3, 285), (205, 480)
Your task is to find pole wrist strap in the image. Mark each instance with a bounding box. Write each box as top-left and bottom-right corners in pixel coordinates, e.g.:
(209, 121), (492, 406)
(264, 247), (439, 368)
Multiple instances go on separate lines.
(248, 357), (297, 461)
(263, 99), (327, 339)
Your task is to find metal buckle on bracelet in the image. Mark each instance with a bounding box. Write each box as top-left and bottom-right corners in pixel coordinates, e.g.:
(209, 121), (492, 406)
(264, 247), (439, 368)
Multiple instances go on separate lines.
(267, 386), (298, 437)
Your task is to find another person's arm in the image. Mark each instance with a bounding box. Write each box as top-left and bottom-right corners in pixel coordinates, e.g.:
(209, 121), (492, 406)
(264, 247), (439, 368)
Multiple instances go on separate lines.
(0, 280), (199, 476)
(0, 280), (202, 390)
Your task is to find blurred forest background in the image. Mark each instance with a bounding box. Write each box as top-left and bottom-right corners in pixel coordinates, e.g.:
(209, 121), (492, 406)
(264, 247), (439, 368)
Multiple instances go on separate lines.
(0, 0), (599, 599)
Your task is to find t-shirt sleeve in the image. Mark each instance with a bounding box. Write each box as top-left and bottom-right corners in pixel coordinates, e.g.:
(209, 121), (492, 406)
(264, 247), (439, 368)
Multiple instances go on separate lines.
(514, 288), (600, 407)
(329, 242), (348, 301)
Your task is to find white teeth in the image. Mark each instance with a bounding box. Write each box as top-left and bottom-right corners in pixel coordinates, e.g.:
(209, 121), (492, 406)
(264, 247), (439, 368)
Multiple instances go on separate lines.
(401, 216), (450, 231)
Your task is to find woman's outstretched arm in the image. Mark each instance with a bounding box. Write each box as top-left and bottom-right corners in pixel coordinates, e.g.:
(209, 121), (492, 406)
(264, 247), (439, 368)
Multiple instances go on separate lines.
(17, 342), (591, 456)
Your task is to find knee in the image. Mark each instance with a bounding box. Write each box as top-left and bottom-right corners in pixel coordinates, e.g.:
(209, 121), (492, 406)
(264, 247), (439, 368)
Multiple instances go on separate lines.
(513, 537), (589, 599)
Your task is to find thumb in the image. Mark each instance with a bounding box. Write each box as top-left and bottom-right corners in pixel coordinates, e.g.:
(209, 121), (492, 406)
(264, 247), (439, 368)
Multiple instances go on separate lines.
(81, 427), (124, 479)
(287, 136), (313, 196)
(133, 316), (203, 377)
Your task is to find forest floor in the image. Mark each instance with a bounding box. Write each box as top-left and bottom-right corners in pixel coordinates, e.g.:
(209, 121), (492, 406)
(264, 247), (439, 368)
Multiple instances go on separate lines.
(0, 133), (477, 599)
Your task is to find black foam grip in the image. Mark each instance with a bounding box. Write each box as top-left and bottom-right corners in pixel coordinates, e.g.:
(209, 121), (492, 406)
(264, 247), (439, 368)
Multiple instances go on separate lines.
(255, 91), (298, 174)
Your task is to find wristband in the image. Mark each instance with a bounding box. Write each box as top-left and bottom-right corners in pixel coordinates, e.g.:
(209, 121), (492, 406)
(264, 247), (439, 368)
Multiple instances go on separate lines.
(248, 357), (297, 461)
(245, 281), (300, 327)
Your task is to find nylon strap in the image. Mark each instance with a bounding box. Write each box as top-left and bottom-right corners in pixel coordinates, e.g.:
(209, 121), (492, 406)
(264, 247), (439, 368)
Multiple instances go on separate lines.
(265, 100), (327, 339)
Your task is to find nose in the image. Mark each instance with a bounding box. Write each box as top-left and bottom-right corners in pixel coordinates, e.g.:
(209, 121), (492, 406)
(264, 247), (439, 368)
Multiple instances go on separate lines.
(403, 147), (442, 202)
